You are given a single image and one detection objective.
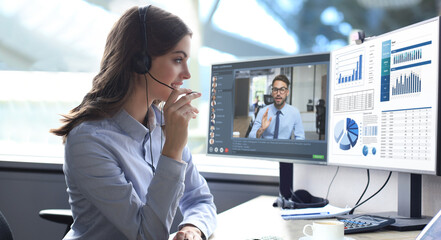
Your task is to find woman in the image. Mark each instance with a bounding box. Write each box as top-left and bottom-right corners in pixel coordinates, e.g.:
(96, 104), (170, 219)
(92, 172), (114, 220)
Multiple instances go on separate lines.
(51, 5), (216, 240)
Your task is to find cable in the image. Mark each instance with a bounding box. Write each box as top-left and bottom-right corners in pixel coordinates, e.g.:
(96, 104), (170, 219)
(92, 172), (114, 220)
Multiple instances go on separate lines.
(160, 102), (163, 151)
(143, 73), (156, 175)
(355, 169), (370, 206)
(350, 171), (392, 213)
(349, 169), (370, 214)
(147, 71), (174, 90)
(326, 166), (340, 200)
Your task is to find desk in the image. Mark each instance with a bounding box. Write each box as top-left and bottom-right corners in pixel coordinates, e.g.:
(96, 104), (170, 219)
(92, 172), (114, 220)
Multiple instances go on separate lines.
(181, 195), (421, 240)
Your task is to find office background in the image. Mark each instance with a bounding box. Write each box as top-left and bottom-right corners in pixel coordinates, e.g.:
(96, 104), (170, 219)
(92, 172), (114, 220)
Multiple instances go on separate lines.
(1, 0), (441, 239)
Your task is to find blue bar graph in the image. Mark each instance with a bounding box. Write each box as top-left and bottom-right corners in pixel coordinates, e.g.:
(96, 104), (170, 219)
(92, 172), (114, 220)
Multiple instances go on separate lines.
(364, 126), (378, 136)
(338, 55), (362, 84)
(392, 72), (421, 96)
(393, 49), (422, 64)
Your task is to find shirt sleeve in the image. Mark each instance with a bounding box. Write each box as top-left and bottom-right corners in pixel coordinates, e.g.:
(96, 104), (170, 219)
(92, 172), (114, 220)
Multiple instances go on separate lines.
(293, 109), (305, 140)
(65, 132), (187, 240)
(177, 147), (217, 239)
(249, 108), (265, 138)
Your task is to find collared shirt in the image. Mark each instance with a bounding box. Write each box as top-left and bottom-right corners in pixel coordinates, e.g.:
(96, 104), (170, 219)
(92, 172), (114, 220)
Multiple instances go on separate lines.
(63, 106), (217, 240)
(249, 103), (305, 140)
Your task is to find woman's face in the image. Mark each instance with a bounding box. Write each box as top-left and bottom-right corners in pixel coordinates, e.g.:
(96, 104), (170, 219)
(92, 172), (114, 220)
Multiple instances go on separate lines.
(148, 35), (192, 101)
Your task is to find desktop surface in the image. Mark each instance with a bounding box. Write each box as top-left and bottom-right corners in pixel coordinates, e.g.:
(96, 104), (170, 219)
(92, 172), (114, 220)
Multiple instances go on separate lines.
(170, 195), (421, 240)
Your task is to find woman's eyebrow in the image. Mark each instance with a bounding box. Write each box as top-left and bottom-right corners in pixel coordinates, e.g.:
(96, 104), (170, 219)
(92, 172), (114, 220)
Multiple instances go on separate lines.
(171, 50), (188, 58)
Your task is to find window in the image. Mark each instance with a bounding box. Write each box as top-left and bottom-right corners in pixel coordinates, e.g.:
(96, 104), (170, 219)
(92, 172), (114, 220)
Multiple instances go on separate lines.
(0, 0), (438, 166)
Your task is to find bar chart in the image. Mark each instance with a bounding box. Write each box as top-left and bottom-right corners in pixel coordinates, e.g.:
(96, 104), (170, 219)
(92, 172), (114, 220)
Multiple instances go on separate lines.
(391, 71), (422, 96)
(337, 54), (362, 83)
(363, 126), (378, 137)
(391, 40), (431, 65)
(334, 48), (365, 89)
(393, 49), (422, 64)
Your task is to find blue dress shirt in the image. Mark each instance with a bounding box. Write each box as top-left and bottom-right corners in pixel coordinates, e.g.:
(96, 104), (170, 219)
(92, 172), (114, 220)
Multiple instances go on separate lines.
(249, 103), (305, 140)
(63, 106), (217, 240)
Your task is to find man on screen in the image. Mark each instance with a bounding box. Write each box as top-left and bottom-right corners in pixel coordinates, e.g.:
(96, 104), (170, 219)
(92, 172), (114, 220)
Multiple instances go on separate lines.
(249, 74), (305, 140)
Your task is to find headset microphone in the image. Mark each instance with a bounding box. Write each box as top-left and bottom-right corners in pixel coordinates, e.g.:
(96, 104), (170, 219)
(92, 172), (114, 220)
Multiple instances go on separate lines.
(136, 6), (198, 177)
(146, 71), (175, 90)
(147, 71), (199, 94)
(135, 6), (197, 95)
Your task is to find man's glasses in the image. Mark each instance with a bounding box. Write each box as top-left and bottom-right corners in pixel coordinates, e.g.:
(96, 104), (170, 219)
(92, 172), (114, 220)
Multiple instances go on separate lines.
(272, 87), (288, 94)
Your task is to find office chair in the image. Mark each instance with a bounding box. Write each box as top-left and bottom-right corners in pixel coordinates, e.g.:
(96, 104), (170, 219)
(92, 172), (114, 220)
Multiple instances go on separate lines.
(39, 209), (73, 236)
(245, 119), (254, 138)
(0, 209), (13, 240)
(315, 99), (326, 140)
(263, 94), (274, 105)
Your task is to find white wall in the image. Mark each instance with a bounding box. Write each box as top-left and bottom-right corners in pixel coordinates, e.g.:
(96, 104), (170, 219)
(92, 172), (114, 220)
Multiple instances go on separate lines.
(293, 163), (441, 216)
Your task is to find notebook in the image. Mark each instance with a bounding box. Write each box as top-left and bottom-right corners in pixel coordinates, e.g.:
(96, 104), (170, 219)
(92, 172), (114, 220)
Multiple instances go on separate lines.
(280, 204), (351, 220)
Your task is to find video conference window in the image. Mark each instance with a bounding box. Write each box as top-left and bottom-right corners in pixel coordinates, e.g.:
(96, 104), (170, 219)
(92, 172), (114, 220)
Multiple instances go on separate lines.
(232, 64), (328, 141)
(208, 54), (329, 163)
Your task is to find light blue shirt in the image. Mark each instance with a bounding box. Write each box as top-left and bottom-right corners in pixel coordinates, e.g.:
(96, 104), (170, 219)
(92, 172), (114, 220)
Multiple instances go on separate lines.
(63, 106), (217, 240)
(249, 103), (305, 140)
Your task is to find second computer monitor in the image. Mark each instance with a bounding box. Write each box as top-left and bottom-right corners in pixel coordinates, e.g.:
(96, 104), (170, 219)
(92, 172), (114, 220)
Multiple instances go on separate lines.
(208, 53), (329, 164)
(327, 16), (440, 176)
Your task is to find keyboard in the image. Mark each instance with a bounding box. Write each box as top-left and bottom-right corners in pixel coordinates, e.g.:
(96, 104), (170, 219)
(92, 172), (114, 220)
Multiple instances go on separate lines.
(337, 214), (396, 234)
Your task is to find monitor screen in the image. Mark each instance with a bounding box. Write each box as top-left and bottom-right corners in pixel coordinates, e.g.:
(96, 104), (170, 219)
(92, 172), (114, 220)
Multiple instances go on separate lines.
(327, 17), (440, 175)
(207, 53), (329, 165)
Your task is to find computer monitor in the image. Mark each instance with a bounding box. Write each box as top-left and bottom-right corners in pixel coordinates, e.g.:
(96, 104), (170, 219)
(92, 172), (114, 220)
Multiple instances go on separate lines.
(208, 53), (330, 204)
(327, 16), (441, 229)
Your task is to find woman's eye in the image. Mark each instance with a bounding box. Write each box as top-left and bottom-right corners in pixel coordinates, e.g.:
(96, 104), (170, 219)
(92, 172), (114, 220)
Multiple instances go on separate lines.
(175, 58), (183, 63)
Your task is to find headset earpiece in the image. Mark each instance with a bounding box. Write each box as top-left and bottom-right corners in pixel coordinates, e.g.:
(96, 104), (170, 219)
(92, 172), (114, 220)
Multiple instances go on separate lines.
(133, 52), (151, 74)
(273, 189), (329, 209)
(133, 5), (152, 74)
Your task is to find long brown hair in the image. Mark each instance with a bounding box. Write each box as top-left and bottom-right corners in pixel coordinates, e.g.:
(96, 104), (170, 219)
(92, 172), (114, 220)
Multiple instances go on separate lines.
(51, 5), (192, 142)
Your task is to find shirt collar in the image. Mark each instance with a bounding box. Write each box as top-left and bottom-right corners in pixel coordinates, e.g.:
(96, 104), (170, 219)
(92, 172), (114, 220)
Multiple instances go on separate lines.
(112, 105), (164, 142)
(152, 104), (165, 127)
(271, 103), (286, 115)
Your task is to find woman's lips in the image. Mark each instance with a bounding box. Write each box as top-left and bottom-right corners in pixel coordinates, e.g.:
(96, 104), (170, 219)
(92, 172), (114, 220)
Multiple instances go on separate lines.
(171, 82), (183, 88)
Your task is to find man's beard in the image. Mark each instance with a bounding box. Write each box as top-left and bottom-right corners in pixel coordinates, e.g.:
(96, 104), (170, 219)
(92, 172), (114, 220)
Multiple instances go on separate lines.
(274, 97), (286, 108)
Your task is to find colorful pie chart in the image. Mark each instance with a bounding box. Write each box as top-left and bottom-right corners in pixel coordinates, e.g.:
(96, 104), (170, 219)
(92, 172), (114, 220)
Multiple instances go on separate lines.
(334, 118), (359, 150)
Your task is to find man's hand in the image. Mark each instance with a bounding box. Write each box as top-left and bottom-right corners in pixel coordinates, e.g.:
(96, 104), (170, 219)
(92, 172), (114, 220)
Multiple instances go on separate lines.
(256, 108), (272, 138)
(173, 224), (203, 240)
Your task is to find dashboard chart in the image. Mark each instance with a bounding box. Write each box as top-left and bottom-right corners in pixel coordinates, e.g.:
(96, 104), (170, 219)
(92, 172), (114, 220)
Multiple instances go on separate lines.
(334, 49), (365, 89)
(328, 17), (439, 174)
(391, 71), (422, 97)
(382, 39), (432, 102)
(334, 118), (359, 151)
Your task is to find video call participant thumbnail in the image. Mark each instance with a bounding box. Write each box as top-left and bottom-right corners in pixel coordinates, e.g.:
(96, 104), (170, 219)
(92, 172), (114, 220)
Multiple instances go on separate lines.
(249, 74), (305, 140)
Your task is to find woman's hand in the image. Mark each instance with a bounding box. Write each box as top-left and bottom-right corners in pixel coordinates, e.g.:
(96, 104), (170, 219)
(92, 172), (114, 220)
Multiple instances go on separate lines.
(161, 88), (201, 162)
(173, 225), (203, 240)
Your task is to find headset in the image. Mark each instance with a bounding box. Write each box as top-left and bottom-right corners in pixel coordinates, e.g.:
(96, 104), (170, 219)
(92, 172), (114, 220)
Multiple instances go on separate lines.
(133, 5), (152, 74)
(273, 189), (329, 209)
(134, 5), (157, 175)
(134, 6), (198, 176)
(133, 5), (175, 91)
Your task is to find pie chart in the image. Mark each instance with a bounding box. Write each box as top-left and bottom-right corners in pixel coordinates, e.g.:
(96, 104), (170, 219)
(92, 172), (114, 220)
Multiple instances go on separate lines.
(334, 118), (359, 150)
(363, 145), (369, 156)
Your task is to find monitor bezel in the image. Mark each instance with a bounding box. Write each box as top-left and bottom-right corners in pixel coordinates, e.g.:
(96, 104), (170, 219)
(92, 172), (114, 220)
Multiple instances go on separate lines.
(207, 52), (331, 166)
(326, 16), (441, 176)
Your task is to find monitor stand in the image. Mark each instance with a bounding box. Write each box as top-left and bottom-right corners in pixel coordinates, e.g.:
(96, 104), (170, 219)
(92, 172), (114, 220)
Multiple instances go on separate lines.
(273, 162), (328, 209)
(340, 172), (432, 231)
(272, 162), (294, 208)
(374, 173), (431, 231)
(279, 162), (294, 200)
